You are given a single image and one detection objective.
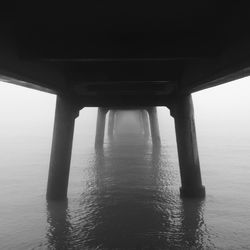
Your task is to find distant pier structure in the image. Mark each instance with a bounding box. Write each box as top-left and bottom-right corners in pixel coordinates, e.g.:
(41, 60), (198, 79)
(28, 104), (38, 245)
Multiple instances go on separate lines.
(1, 2), (249, 200)
(96, 108), (157, 146)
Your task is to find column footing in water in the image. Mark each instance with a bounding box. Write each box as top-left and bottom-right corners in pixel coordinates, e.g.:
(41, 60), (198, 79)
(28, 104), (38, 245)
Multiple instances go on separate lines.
(180, 186), (205, 198)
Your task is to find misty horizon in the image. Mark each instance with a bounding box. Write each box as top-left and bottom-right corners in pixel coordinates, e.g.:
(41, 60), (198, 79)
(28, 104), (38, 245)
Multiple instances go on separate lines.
(1, 77), (250, 145)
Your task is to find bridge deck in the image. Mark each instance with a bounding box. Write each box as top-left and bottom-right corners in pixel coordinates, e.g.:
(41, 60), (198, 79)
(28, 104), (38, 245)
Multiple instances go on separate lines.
(0, 2), (249, 106)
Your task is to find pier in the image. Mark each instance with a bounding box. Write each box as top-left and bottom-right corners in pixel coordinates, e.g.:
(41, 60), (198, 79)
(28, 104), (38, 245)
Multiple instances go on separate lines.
(0, 2), (249, 200)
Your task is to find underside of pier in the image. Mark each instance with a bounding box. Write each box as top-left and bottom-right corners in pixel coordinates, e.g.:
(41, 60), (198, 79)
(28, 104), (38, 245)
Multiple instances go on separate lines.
(1, 2), (249, 199)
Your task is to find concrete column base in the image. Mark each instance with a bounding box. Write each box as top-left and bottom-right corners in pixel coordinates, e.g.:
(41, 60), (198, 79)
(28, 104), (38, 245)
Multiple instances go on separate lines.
(180, 186), (205, 198)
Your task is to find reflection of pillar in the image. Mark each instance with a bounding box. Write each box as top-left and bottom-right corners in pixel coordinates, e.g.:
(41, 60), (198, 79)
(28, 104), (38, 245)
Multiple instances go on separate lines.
(47, 200), (71, 249)
(180, 199), (205, 248)
(141, 110), (150, 139)
(108, 110), (115, 138)
(47, 96), (79, 200)
(148, 107), (161, 146)
(172, 94), (205, 198)
(95, 108), (108, 148)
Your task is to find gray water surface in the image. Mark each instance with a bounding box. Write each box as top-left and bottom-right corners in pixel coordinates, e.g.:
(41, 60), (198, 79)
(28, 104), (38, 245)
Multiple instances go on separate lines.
(1, 132), (250, 249)
(46, 135), (208, 249)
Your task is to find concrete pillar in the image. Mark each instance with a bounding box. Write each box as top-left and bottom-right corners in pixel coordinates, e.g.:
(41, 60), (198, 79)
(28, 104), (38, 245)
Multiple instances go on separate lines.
(141, 110), (150, 139)
(46, 96), (79, 200)
(108, 110), (115, 138)
(148, 107), (161, 146)
(138, 110), (145, 135)
(95, 107), (108, 148)
(172, 94), (205, 198)
(114, 111), (120, 134)
(113, 111), (118, 135)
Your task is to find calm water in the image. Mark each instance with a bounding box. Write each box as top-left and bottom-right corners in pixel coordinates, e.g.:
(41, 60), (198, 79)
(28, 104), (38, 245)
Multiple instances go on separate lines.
(1, 126), (250, 250)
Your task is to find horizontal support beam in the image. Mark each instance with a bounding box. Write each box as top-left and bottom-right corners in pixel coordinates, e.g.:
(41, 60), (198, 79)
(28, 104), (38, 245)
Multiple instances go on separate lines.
(38, 57), (207, 62)
(181, 36), (250, 93)
(75, 94), (172, 107)
(0, 74), (56, 94)
(0, 36), (66, 93)
(185, 65), (250, 94)
(73, 81), (176, 95)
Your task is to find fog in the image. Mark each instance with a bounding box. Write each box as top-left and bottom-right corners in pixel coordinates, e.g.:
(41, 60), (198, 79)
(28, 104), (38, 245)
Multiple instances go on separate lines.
(1, 77), (250, 249)
(193, 78), (250, 146)
(0, 77), (250, 147)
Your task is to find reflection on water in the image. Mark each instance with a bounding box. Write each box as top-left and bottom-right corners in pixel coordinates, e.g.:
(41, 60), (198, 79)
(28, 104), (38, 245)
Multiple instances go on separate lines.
(46, 201), (72, 250)
(180, 199), (212, 249)
(46, 135), (212, 249)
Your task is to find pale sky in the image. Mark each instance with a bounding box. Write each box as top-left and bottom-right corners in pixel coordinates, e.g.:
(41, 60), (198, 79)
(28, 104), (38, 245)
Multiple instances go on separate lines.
(192, 77), (250, 143)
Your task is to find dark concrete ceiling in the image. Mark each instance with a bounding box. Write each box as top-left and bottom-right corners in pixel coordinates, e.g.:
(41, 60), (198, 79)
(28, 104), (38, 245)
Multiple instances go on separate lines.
(0, 2), (250, 106)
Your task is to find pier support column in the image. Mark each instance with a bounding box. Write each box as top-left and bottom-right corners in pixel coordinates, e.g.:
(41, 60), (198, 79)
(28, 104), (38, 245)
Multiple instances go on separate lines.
(108, 110), (115, 138)
(172, 94), (205, 198)
(95, 107), (108, 148)
(141, 110), (150, 139)
(147, 107), (161, 146)
(46, 96), (79, 200)
(114, 111), (121, 134)
(138, 110), (145, 135)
